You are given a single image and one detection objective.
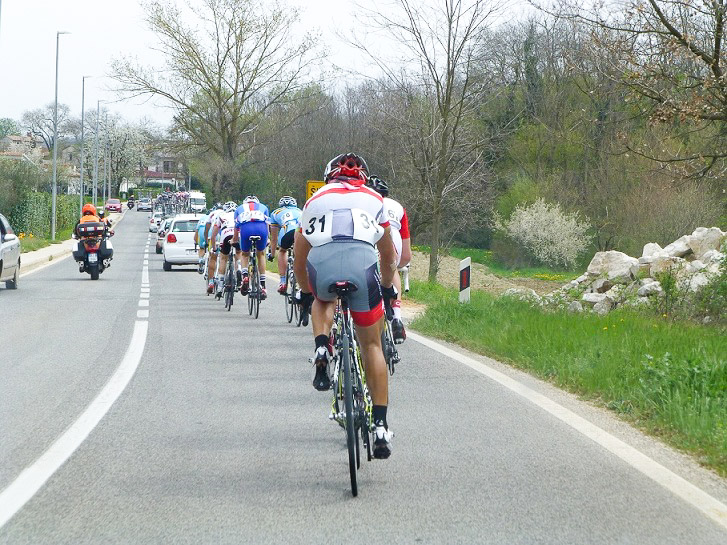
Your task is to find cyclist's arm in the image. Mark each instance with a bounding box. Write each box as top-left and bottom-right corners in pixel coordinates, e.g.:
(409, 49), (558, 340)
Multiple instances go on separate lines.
(376, 227), (397, 288)
(209, 224), (220, 251)
(293, 231), (312, 292)
(269, 225), (280, 254)
(400, 237), (412, 267)
(232, 225), (239, 245)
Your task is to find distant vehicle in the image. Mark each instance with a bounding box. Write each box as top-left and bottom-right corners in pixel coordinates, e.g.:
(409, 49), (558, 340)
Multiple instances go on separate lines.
(105, 199), (122, 213)
(0, 213), (21, 289)
(137, 198), (152, 212)
(162, 214), (200, 271)
(149, 211), (164, 232)
(189, 191), (207, 213)
(156, 218), (173, 254)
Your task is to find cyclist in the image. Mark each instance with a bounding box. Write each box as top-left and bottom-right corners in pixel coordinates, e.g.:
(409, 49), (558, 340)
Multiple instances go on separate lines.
(204, 203), (224, 294)
(209, 201), (239, 293)
(194, 209), (211, 272)
(293, 152), (398, 459)
(233, 196), (270, 298)
(269, 196), (303, 295)
(367, 176), (411, 343)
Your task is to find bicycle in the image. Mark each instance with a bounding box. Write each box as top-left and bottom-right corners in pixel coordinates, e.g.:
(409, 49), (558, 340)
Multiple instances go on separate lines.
(381, 302), (400, 375)
(282, 247), (303, 326)
(223, 248), (236, 311)
(326, 281), (373, 497)
(247, 236), (263, 319)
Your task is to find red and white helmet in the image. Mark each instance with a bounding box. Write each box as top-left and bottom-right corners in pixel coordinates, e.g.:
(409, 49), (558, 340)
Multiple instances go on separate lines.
(323, 153), (369, 184)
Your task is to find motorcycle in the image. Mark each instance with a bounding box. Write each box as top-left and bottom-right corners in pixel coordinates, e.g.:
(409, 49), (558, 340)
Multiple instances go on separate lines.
(127, 199), (135, 210)
(72, 222), (114, 280)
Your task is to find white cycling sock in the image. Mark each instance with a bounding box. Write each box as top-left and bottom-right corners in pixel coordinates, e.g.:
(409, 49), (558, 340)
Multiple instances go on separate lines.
(392, 300), (402, 320)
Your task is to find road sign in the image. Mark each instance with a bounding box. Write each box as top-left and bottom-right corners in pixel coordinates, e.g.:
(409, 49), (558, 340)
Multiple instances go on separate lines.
(306, 180), (324, 200)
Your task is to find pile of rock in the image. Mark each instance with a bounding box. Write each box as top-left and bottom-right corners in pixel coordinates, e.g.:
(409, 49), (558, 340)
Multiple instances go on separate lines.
(503, 227), (725, 315)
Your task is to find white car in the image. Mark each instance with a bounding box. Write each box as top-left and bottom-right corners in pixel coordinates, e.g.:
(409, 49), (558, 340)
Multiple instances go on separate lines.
(149, 211), (164, 232)
(0, 213), (21, 289)
(162, 214), (202, 271)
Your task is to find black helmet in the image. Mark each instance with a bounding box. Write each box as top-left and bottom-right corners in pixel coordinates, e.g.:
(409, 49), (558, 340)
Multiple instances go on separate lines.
(367, 175), (389, 197)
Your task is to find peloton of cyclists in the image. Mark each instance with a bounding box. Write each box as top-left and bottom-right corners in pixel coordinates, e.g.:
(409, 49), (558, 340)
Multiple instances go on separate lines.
(293, 152), (398, 459)
(233, 196), (270, 299)
(269, 196), (303, 295)
(367, 175), (411, 344)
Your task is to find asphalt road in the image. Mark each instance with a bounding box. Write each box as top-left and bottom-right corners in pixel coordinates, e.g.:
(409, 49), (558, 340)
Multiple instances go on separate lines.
(1, 210), (726, 544)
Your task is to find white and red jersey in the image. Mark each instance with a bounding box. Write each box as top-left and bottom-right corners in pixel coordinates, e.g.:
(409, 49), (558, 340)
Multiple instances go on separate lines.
(301, 181), (390, 247)
(214, 211), (235, 240)
(383, 197), (410, 239)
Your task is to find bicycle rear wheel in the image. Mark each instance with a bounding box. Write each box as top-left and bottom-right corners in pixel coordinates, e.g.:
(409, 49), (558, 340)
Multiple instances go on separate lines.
(342, 332), (357, 497)
(252, 262), (260, 319)
(225, 265), (234, 311)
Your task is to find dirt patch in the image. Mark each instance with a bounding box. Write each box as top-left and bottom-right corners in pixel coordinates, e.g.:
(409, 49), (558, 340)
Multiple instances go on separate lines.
(407, 250), (561, 296)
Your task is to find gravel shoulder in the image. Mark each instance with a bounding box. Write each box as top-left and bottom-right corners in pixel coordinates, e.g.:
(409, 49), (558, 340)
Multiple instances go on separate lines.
(407, 250), (562, 295)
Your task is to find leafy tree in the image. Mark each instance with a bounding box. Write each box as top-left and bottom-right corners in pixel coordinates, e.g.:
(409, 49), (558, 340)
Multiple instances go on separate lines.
(0, 118), (19, 139)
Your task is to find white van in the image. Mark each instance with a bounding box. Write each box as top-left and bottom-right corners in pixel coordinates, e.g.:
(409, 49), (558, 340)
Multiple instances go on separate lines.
(189, 191), (207, 212)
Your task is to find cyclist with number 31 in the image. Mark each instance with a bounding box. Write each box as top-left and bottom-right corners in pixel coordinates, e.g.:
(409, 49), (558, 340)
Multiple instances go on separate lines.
(293, 152), (398, 459)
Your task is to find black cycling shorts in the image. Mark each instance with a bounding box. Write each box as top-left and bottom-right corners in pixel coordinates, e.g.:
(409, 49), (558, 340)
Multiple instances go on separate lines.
(279, 229), (295, 250)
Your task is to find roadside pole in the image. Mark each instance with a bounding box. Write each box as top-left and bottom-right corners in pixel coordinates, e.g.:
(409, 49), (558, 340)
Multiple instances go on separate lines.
(459, 257), (471, 303)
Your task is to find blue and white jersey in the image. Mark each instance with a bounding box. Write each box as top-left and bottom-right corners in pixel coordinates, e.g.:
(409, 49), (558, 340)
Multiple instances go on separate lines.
(234, 201), (269, 229)
(269, 206), (302, 244)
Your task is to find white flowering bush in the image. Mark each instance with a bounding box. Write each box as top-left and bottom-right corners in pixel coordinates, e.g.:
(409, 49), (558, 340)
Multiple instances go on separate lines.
(494, 199), (593, 269)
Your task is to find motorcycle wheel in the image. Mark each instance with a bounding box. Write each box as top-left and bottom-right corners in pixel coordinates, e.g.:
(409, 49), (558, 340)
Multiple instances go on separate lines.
(89, 263), (100, 280)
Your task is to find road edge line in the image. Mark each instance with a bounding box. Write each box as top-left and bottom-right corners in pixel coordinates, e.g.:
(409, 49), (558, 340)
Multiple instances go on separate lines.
(0, 319), (149, 529)
(408, 331), (727, 531)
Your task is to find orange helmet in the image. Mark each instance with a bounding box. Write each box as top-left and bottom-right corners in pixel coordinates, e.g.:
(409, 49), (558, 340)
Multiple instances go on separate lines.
(82, 203), (97, 216)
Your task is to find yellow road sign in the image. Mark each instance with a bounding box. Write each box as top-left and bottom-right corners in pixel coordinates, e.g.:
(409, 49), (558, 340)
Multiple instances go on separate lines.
(306, 180), (324, 201)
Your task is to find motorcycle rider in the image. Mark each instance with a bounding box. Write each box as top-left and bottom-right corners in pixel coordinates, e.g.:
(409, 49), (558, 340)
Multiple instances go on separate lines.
(74, 203), (101, 237)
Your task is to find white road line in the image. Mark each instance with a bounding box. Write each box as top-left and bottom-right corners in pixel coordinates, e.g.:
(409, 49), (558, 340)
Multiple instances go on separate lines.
(142, 267), (149, 285)
(408, 332), (727, 531)
(143, 260), (149, 265)
(138, 299), (149, 307)
(141, 287), (150, 293)
(0, 320), (149, 530)
(139, 292), (149, 299)
(136, 309), (149, 318)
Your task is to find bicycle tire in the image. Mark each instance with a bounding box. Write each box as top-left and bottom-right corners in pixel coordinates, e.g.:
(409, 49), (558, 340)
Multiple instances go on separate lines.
(225, 260), (234, 311)
(285, 275), (294, 323)
(252, 254), (260, 319)
(342, 331), (357, 497)
(248, 251), (255, 316)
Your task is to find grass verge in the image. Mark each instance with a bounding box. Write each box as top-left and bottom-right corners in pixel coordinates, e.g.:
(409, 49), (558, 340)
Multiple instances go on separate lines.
(412, 245), (578, 282)
(407, 280), (727, 476)
(20, 228), (74, 253)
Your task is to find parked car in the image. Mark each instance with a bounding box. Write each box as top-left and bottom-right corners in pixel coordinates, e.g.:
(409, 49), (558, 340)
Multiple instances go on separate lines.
(162, 214), (201, 271)
(0, 213), (21, 289)
(156, 218), (173, 254)
(137, 198), (152, 212)
(105, 198), (122, 213)
(149, 211), (164, 232)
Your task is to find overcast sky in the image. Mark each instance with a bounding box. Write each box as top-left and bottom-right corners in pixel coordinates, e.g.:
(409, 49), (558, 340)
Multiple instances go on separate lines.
(0, 0), (360, 128)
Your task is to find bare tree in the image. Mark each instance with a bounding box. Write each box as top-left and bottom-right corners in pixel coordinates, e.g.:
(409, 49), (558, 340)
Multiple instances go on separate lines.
(111, 0), (320, 195)
(551, 0), (727, 179)
(21, 103), (70, 152)
(358, 0), (504, 280)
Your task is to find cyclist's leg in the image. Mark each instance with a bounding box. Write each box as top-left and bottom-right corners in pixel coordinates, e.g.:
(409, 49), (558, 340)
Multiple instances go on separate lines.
(390, 265), (406, 343)
(206, 246), (217, 293)
(238, 225), (253, 294)
(277, 230), (294, 294)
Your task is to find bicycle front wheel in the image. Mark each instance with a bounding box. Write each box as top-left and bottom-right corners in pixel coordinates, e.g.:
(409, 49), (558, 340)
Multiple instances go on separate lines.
(285, 275), (294, 323)
(252, 263), (260, 319)
(342, 332), (357, 497)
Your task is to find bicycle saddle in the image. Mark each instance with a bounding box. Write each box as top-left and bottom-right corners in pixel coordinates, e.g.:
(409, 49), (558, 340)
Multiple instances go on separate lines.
(328, 281), (358, 295)
(249, 236), (261, 241)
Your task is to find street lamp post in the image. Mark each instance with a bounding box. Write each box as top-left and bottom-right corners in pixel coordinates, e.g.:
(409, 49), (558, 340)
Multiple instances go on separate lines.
(93, 100), (103, 207)
(51, 30), (70, 241)
(79, 76), (91, 215)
